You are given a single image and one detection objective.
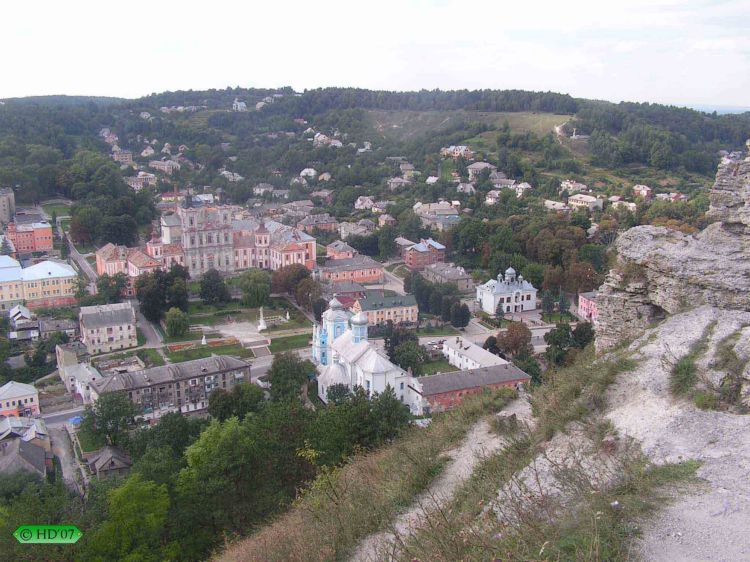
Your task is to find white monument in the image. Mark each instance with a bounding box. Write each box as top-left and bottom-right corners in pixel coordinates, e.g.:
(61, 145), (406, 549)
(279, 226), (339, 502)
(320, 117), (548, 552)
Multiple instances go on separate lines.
(257, 306), (267, 331)
(201, 334), (207, 346)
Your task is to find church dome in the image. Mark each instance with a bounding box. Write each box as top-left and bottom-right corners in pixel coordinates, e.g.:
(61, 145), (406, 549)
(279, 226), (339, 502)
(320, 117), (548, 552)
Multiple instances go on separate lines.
(505, 267), (516, 276)
(329, 296), (344, 310)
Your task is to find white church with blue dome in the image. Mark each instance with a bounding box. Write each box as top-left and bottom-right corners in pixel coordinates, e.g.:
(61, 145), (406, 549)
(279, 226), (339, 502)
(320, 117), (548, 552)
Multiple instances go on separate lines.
(312, 297), (423, 414)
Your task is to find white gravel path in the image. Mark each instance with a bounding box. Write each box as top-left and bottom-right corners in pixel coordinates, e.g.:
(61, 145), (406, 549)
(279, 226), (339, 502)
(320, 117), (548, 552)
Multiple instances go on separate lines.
(349, 397), (532, 562)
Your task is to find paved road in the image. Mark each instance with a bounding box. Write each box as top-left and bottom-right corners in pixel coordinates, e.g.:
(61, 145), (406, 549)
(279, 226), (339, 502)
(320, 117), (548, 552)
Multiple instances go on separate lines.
(381, 270), (406, 295)
(135, 308), (164, 348)
(49, 427), (82, 494)
(43, 406), (85, 427)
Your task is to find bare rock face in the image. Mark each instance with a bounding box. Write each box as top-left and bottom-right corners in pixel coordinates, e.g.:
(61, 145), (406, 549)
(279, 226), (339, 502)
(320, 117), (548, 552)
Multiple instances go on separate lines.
(596, 144), (750, 352)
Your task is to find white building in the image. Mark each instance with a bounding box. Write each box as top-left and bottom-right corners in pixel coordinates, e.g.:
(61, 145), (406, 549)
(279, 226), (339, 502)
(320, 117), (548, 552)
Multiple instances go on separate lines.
(568, 193), (604, 212)
(476, 267), (537, 315)
(232, 98), (247, 112)
(313, 298), (422, 414)
(443, 335), (508, 371)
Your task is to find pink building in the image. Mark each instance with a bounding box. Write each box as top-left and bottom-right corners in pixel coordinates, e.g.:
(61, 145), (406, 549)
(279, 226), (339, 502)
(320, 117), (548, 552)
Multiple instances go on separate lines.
(0, 381), (39, 417)
(96, 243), (161, 296)
(6, 222), (54, 253)
(578, 291), (598, 323)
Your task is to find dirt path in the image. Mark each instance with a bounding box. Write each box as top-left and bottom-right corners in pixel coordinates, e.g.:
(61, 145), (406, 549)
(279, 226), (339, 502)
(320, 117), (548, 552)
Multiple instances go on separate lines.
(349, 397), (532, 562)
(606, 306), (750, 562)
(49, 427), (82, 495)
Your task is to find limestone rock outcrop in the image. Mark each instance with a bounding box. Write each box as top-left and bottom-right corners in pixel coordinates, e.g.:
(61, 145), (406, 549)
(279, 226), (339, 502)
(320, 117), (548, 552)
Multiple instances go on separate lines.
(596, 143), (750, 352)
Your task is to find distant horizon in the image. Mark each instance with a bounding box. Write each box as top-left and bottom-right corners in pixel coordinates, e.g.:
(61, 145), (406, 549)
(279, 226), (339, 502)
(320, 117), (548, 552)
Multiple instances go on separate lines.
(2, 87), (749, 116)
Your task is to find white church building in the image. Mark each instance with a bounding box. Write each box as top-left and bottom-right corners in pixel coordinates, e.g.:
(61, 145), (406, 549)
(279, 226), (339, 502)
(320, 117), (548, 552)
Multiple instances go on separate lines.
(476, 267), (537, 315)
(312, 297), (423, 414)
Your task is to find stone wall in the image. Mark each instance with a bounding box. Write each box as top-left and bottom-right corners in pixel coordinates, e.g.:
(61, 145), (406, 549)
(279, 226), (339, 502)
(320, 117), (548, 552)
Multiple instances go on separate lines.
(596, 143), (750, 352)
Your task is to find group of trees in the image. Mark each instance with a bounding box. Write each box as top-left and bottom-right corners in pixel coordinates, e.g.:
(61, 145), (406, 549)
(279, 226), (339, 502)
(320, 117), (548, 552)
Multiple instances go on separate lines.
(484, 322), (542, 385)
(407, 273), (470, 328)
(135, 265), (189, 322)
(12, 349), (415, 561)
(544, 322), (595, 366)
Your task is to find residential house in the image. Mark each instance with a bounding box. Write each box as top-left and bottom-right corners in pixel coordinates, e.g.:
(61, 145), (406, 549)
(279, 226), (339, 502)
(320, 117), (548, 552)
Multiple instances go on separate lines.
(476, 267), (537, 315)
(578, 291), (598, 323)
(422, 262), (474, 292)
(485, 190), (502, 205)
(8, 305), (38, 341)
(403, 238), (446, 271)
(90, 355), (251, 419)
(297, 213), (339, 234)
(316, 255), (384, 284)
(112, 150), (133, 165)
(0, 438), (48, 478)
(457, 183), (476, 194)
(232, 98), (247, 111)
(544, 200), (571, 213)
(378, 214), (396, 228)
(354, 196), (375, 210)
(339, 221), (371, 240)
(300, 167), (317, 179)
(560, 180), (589, 194)
(372, 201), (392, 214)
(271, 189), (290, 199)
(467, 162), (497, 181)
(149, 160), (181, 175)
(443, 335), (508, 371)
(568, 193), (604, 212)
(87, 446), (132, 480)
(141, 146), (155, 157)
(394, 236), (415, 259)
(253, 183), (275, 196)
(0, 381), (40, 417)
(399, 162), (416, 178)
(326, 240), (357, 260)
(440, 145), (474, 159)
(311, 189), (334, 204)
(421, 214), (462, 232)
(387, 177), (412, 191)
(38, 318), (78, 340)
(0, 416), (49, 452)
(492, 178), (517, 190)
(124, 172), (157, 192)
(515, 182), (533, 197)
(633, 184), (653, 199)
(80, 302), (137, 355)
(6, 221), (54, 253)
(425, 176), (439, 184)
(351, 293), (418, 326)
(611, 200), (637, 213)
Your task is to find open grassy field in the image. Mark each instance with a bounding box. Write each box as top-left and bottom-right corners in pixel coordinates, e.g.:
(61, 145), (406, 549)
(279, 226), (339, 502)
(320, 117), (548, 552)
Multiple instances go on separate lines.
(420, 358), (456, 375)
(268, 333), (311, 354)
(366, 109), (570, 142)
(41, 202), (72, 218)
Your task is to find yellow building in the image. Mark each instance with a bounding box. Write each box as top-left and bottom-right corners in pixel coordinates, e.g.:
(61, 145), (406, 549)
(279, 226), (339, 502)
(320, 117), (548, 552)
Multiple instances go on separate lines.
(0, 256), (77, 312)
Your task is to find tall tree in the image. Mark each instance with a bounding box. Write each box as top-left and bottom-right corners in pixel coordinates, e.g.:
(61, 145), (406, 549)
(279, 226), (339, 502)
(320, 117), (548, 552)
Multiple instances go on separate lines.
(199, 269), (230, 305)
(81, 392), (137, 447)
(267, 352), (314, 401)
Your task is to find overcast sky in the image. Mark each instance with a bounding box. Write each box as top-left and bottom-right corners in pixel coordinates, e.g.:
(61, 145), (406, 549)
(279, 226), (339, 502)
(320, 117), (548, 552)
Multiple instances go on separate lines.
(3, 0), (749, 108)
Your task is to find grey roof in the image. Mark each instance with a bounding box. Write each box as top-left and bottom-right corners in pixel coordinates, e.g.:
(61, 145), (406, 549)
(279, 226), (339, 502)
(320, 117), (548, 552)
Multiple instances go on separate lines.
(394, 236), (415, 247)
(320, 255), (383, 273)
(80, 303), (135, 329)
(327, 240), (356, 253)
(88, 446), (132, 473)
(92, 355), (250, 393)
(357, 293), (417, 312)
(161, 213), (181, 227)
(298, 213), (337, 226)
(0, 438), (47, 477)
(423, 262), (471, 281)
(579, 291), (598, 300)
(419, 363), (530, 396)
(39, 319), (78, 333)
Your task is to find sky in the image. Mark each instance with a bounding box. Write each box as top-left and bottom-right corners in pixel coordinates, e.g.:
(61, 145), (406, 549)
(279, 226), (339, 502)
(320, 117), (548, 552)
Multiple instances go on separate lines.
(3, 0), (749, 108)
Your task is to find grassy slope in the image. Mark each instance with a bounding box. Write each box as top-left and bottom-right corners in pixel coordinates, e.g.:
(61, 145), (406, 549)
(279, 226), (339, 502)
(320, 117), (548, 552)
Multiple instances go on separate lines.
(366, 109), (570, 142)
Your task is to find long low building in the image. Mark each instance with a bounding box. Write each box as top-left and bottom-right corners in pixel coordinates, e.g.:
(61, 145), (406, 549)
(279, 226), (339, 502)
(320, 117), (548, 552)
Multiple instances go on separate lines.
(0, 256), (77, 313)
(90, 355), (250, 420)
(415, 363), (530, 413)
(351, 293), (418, 326)
(443, 335), (507, 370)
(80, 302), (137, 355)
(316, 255), (384, 284)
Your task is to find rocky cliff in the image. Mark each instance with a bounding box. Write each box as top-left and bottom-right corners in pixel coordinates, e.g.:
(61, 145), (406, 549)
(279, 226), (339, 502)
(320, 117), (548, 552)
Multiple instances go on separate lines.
(596, 142), (750, 352)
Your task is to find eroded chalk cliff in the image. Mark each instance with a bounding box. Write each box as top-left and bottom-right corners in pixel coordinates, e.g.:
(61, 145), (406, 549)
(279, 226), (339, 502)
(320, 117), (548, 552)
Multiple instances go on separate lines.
(596, 143), (750, 352)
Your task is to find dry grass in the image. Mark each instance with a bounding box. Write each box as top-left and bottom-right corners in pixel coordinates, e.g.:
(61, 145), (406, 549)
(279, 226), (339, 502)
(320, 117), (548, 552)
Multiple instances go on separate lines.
(214, 389), (516, 562)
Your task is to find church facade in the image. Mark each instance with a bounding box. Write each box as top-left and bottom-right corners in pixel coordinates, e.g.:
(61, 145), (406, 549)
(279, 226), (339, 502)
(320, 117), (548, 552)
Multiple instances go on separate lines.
(312, 298), (423, 414)
(476, 267), (537, 315)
